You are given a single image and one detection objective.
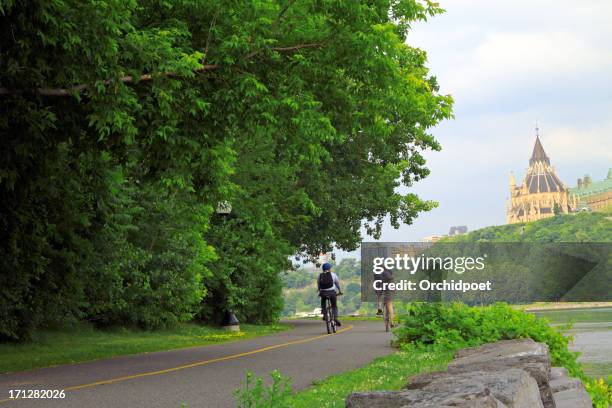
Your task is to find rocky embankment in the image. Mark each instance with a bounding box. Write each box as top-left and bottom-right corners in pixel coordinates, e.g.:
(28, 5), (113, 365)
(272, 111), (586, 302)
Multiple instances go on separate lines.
(346, 339), (592, 408)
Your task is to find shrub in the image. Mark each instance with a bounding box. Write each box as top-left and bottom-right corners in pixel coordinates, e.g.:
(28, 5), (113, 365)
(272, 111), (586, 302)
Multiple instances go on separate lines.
(234, 370), (292, 408)
(586, 377), (612, 408)
(84, 184), (212, 329)
(395, 303), (582, 376)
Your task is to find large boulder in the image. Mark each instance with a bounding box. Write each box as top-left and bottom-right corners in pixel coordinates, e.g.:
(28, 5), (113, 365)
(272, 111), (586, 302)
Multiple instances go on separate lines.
(549, 367), (583, 393)
(347, 368), (540, 408)
(346, 390), (506, 408)
(346, 339), (592, 408)
(446, 339), (554, 407)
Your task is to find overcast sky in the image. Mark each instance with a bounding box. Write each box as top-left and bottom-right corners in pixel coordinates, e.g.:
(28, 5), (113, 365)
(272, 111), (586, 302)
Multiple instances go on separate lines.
(350, 0), (612, 245)
(338, 0), (612, 257)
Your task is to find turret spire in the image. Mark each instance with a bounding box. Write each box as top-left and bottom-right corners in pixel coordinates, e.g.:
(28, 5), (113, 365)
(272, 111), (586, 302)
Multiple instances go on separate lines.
(530, 126), (550, 165)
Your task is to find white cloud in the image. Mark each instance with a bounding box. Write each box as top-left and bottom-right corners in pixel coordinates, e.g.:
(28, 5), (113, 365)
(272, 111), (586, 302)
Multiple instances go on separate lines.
(544, 122), (612, 163)
(448, 31), (612, 101)
(410, 1), (612, 108)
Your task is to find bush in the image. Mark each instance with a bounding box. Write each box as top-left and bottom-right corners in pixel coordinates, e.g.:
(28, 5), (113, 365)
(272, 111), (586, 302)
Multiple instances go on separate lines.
(395, 303), (582, 376)
(586, 377), (612, 408)
(84, 184), (212, 329)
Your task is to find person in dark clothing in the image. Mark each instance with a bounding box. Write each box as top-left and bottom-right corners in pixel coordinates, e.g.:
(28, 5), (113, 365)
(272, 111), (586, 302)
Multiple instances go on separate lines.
(317, 262), (342, 326)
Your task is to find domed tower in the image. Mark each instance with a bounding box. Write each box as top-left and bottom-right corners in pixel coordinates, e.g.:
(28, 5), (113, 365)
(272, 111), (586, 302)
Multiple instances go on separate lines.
(506, 128), (572, 224)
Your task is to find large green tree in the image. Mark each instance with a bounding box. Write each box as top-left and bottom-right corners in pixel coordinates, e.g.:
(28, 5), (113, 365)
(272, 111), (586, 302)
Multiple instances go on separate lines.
(0, 0), (452, 339)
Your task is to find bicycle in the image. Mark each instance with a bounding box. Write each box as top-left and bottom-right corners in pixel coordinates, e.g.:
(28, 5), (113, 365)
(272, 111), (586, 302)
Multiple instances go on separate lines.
(377, 292), (393, 332)
(322, 292), (342, 334)
(382, 300), (391, 332)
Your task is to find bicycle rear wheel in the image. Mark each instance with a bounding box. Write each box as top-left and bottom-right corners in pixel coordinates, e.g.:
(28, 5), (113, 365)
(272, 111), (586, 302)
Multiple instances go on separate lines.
(329, 304), (336, 334)
(384, 302), (390, 332)
(325, 298), (333, 334)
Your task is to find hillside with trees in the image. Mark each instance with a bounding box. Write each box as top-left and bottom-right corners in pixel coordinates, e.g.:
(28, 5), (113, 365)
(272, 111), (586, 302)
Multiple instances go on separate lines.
(282, 213), (611, 316)
(282, 259), (364, 316)
(446, 212), (611, 243)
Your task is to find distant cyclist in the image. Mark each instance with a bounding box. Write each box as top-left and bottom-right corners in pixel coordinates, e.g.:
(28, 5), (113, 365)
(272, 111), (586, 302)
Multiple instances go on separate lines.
(317, 262), (342, 327)
(376, 268), (395, 327)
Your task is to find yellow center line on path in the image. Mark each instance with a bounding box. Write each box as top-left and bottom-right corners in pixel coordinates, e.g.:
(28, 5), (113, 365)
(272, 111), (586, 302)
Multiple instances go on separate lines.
(0, 324), (354, 404)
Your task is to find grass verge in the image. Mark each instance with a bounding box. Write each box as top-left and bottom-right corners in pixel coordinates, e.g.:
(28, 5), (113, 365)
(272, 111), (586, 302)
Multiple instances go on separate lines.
(0, 322), (291, 374)
(283, 345), (453, 408)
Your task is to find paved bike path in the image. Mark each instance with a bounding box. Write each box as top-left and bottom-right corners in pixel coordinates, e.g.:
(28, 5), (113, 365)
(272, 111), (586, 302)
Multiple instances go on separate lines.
(0, 320), (394, 407)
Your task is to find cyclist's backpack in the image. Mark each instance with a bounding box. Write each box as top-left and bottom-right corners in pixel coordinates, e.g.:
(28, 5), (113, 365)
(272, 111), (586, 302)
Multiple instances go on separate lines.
(319, 272), (334, 290)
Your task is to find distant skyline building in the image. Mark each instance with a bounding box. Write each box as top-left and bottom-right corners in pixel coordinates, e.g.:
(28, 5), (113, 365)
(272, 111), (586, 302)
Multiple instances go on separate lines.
(421, 235), (444, 243)
(449, 226), (468, 236)
(506, 129), (573, 224)
(421, 225), (468, 242)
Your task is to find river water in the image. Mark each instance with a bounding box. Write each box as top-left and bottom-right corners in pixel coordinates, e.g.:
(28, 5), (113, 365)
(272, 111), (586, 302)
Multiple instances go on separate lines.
(532, 307), (612, 378)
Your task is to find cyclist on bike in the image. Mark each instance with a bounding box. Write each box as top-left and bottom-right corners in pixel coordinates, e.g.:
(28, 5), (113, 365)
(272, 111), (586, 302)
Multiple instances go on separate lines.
(317, 262), (342, 326)
(376, 268), (395, 327)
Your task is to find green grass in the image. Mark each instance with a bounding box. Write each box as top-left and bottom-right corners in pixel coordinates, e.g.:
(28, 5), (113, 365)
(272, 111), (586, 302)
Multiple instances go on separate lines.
(0, 322), (291, 374)
(283, 346), (453, 407)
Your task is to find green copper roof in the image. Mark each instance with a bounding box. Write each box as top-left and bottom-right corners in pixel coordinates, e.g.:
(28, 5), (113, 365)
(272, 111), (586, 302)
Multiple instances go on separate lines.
(570, 169), (612, 197)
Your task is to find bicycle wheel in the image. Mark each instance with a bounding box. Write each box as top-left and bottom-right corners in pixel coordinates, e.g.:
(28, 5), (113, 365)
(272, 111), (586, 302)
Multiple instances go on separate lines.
(384, 302), (390, 332)
(325, 298), (333, 334)
(329, 303), (336, 334)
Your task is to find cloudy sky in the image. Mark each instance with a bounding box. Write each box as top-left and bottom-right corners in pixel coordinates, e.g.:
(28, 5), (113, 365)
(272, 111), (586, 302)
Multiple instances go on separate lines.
(348, 0), (612, 249)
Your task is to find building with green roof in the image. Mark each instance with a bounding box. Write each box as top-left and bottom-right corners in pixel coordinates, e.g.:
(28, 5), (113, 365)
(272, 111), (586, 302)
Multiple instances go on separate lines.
(570, 169), (612, 212)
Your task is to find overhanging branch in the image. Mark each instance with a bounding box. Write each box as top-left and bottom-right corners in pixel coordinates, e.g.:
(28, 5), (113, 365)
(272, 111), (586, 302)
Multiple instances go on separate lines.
(0, 43), (322, 97)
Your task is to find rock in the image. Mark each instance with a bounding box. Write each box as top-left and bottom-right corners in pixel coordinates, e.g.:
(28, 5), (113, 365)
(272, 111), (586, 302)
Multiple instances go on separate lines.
(346, 391), (412, 408)
(446, 340), (553, 407)
(346, 340), (592, 408)
(549, 367), (569, 381)
(552, 387), (592, 408)
(437, 392), (508, 408)
(347, 369), (541, 408)
(549, 375), (583, 393)
(549, 366), (592, 408)
(453, 339), (548, 361)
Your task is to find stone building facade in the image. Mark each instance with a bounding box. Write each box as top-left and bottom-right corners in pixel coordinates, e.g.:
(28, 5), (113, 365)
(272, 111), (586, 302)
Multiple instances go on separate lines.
(506, 134), (572, 224)
(570, 169), (612, 212)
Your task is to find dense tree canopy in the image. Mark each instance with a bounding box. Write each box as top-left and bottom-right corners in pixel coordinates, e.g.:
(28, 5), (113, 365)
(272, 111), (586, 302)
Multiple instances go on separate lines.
(0, 0), (452, 340)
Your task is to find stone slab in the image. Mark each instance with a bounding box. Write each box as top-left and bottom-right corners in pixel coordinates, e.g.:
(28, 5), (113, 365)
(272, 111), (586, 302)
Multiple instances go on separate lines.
(446, 340), (553, 407)
(552, 387), (592, 408)
(452, 339), (549, 365)
(348, 369), (542, 408)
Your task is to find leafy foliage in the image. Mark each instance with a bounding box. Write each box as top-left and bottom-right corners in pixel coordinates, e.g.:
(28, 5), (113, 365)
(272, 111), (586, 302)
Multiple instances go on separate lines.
(1, 0), (451, 340)
(234, 370), (292, 408)
(585, 377), (612, 408)
(85, 183), (213, 329)
(395, 303), (581, 373)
